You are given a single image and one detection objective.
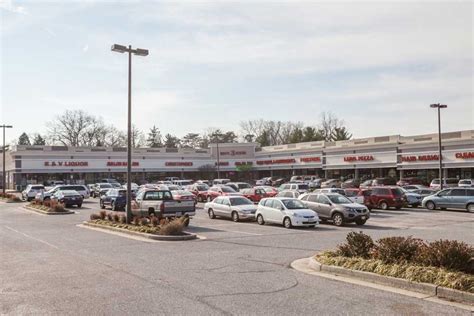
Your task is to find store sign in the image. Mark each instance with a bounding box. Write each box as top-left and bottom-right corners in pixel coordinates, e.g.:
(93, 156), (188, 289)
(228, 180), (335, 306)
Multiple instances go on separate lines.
(401, 154), (439, 162)
(300, 157), (321, 163)
(343, 155), (374, 162)
(165, 162), (193, 167)
(44, 161), (88, 167)
(106, 161), (139, 167)
(215, 161), (230, 166)
(256, 158), (296, 165)
(220, 150), (247, 156)
(455, 152), (474, 159)
(235, 161), (253, 166)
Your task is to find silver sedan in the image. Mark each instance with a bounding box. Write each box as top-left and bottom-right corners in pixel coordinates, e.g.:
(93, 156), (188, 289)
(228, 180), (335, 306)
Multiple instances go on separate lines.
(204, 196), (257, 222)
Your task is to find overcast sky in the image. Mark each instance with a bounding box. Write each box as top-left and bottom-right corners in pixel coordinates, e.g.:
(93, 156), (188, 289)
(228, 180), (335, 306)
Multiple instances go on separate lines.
(1, 0), (472, 144)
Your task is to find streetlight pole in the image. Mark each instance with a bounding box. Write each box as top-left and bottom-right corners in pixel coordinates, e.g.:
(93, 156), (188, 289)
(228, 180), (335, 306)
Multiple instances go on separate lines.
(212, 133), (222, 179)
(1, 125), (13, 194)
(430, 103), (447, 190)
(111, 44), (148, 223)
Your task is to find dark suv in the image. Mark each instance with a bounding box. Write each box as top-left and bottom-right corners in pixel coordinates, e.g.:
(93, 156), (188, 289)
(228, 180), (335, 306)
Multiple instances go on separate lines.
(366, 186), (407, 210)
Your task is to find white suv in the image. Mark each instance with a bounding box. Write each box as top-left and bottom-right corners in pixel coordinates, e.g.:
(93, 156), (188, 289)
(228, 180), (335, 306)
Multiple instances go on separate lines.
(22, 185), (45, 201)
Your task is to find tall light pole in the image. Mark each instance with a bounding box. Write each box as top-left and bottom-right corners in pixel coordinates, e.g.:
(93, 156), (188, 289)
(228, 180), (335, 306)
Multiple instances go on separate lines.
(111, 44), (148, 223)
(212, 132), (223, 179)
(1, 125), (13, 194)
(430, 103), (447, 190)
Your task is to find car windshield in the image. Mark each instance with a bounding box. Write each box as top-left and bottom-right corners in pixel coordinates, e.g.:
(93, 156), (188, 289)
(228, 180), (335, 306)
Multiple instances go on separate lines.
(297, 184), (309, 190)
(221, 187), (236, 193)
(230, 197), (253, 206)
(391, 188), (404, 196)
(344, 190), (357, 197)
(239, 183), (251, 189)
(459, 180), (471, 184)
(327, 194), (352, 204)
(196, 185), (209, 191)
(62, 190), (79, 196)
(431, 179), (440, 184)
(281, 199), (306, 209)
(100, 184), (113, 188)
(262, 187), (274, 193)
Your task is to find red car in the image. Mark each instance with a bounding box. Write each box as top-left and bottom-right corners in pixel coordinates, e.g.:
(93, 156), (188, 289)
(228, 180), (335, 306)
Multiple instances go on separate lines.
(171, 190), (197, 205)
(205, 186), (241, 202)
(186, 183), (210, 202)
(365, 186), (407, 210)
(241, 187), (268, 203)
(257, 186), (278, 197)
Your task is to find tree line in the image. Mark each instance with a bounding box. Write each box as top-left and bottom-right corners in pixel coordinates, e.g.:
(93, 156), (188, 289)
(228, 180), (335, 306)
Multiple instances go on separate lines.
(17, 110), (352, 148)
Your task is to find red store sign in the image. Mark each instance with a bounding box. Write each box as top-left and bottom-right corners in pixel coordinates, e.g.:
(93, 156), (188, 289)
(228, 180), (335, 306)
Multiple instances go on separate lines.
(401, 155), (440, 162)
(256, 158), (296, 165)
(107, 161), (139, 167)
(300, 157), (321, 163)
(44, 161), (88, 167)
(165, 162), (193, 167)
(343, 155), (374, 162)
(455, 152), (474, 159)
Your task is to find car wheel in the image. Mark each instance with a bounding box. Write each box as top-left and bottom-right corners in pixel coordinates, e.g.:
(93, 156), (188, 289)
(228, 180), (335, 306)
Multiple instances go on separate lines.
(355, 219), (366, 225)
(77, 204), (82, 208)
(426, 201), (436, 210)
(379, 201), (388, 210)
(283, 217), (292, 229)
(395, 206), (402, 210)
(208, 208), (216, 219)
(257, 214), (265, 225)
(466, 204), (474, 213)
(332, 212), (344, 226)
(231, 211), (239, 222)
(308, 225), (316, 228)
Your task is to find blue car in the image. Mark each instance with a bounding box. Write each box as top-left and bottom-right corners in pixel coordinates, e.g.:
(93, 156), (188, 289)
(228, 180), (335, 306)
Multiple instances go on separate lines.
(100, 189), (128, 211)
(422, 187), (474, 212)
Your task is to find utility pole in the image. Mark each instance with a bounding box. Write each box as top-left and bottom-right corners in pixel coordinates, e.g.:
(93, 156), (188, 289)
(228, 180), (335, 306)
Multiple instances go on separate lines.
(1, 125), (13, 194)
(430, 103), (447, 190)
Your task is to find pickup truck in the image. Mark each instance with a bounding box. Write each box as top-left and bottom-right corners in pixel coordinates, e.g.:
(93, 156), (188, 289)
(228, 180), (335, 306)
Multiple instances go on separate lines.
(131, 189), (195, 221)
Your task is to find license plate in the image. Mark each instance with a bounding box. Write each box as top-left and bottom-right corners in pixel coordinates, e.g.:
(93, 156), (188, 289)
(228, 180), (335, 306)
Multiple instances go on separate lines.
(361, 216), (366, 220)
(176, 212), (182, 216)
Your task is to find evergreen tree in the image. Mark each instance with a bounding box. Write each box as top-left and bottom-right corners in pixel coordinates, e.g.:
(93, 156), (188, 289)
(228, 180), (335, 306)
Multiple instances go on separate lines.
(146, 125), (163, 147)
(33, 134), (46, 145)
(164, 134), (180, 148)
(331, 127), (352, 141)
(18, 133), (31, 145)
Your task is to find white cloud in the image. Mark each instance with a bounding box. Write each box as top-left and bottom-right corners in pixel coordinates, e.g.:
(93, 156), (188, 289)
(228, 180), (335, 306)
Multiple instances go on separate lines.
(0, 0), (28, 14)
(83, 44), (89, 52)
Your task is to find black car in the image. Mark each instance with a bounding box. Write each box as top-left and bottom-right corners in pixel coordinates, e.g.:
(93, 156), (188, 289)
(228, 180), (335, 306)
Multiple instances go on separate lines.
(52, 190), (83, 208)
(100, 189), (133, 211)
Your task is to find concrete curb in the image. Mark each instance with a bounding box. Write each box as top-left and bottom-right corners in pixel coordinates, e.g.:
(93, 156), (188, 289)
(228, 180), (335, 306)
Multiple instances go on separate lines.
(23, 205), (75, 215)
(306, 257), (474, 305)
(83, 221), (197, 241)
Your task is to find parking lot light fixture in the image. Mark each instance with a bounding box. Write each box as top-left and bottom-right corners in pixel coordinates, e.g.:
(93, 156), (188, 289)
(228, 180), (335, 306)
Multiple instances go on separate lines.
(1, 125), (13, 194)
(111, 44), (148, 223)
(430, 103), (447, 190)
(212, 133), (223, 179)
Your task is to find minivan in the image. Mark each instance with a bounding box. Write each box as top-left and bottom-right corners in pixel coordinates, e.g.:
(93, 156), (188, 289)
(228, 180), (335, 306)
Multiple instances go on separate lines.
(422, 188), (474, 212)
(429, 178), (459, 190)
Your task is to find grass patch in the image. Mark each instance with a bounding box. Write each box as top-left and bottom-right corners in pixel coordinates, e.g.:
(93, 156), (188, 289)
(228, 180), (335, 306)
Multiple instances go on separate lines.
(315, 251), (474, 293)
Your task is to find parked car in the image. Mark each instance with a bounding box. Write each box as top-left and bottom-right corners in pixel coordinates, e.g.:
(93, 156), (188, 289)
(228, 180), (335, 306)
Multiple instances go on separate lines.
(343, 188), (364, 204)
(308, 178), (326, 190)
(100, 189), (128, 211)
(256, 198), (319, 228)
(51, 190), (83, 208)
(22, 184), (45, 201)
(400, 188), (423, 208)
(422, 188), (474, 212)
(321, 179), (342, 188)
(196, 180), (211, 186)
(204, 196), (257, 222)
(241, 187), (268, 203)
(258, 186), (279, 197)
(187, 183), (210, 202)
(37, 185), (90, 201)
(278, 183), (309, 193)
(92, 183), (114, 198)
(206, 186), (241, 202)
(299, 193), (369, 226)
(359, 179), (374, 189)
(402, 185), (429, 191)
(396, 177), (425, 186)
(170, 190), (197, 205)
(226, 182), (252, 192)
(272, 178), (287, 186)
(458, 179), (474, 187)
(132, 189), (195, 221)
(429, 178), (459, 190)
(409, 188), (437, 199)
(174, 180), (193, 187)
(213, 179), (231, 185)
(165, 177), (180, 182)
(121, 183), (139, 193)
(365, 186), (407, 210)
(276, 190), (300, 199)
(314, 188), (346, 196)
(372, 177), (397, 186)
(341, 179), (360, 189)
(255, 177), (272, 186)
(100, 178), (120, 184)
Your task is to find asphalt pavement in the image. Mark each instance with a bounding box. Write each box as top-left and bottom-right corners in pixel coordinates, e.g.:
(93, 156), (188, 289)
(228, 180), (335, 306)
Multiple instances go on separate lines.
(1, 199), (473, 315)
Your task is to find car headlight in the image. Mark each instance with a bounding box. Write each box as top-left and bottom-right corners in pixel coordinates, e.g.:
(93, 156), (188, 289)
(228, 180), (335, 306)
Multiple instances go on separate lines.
(292, 213), (303, 217)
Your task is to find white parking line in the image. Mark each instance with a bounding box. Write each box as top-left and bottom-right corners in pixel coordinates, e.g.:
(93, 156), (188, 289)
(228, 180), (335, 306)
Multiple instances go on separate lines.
(4, 226), (59, 249)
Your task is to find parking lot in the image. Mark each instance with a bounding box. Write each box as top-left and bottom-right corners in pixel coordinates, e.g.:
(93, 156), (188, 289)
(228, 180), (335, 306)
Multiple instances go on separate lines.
(1, 199), (473, 315)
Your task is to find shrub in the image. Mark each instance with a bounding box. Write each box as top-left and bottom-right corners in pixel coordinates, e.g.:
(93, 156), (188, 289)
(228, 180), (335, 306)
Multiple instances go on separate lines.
(159, 218), (184, 236)
(418, 240), (474, 274)
(8, 196), (22, 202)
(99, 210), (106, 220)
(181, 216), (190, 227)
(107, 212), (113, 221)
(132, 216), (141, 226)
(140, 217), (148, 226)
(43, 200), (51, 208)
(337, 231), (374, 259)
(373, 236), (425, 264)
(119, 215), (126, 224)
(150, 216), (159, 227)
(113, 213), (120, 223)
(52, 203), (65, 212)
(90, 213), (101, 220)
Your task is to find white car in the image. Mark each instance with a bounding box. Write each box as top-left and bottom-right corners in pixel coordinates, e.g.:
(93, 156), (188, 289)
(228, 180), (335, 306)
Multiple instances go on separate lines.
(276, 190), (300, 199)
(22, 184), (45, 201)
(255, 197), (319, 228)
(204, 196), (257, 222)
(458, 179), (474, 187)
(36, 185), (90, 201)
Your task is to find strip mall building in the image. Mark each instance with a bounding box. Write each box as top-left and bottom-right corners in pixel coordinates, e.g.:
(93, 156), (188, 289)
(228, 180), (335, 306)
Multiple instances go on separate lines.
(2, 130), (473, 189)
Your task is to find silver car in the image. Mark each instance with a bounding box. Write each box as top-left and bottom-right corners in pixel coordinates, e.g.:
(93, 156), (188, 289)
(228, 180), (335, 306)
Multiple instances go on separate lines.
(276, 190), (300, 198)
(321, 179), (342, 188)
(204, 196), (257, 222)
(422, 188), (474, 212)
(299, 193), (370, 226)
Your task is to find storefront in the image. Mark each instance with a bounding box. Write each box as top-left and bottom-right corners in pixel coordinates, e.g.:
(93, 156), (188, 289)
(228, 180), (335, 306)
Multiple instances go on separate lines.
(2, 130), (473, 189)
